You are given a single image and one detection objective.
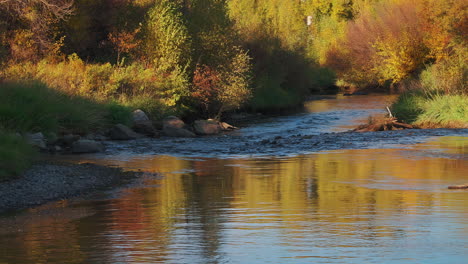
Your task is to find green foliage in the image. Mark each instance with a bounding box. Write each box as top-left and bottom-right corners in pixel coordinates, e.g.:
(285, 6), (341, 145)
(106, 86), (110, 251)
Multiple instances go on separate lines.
(390, 91), (425, 124)
(142, 0), (192, 106)
(144, 0), (191, 68)
(0, 131), (36, 182)
(250, 75), (302, 110)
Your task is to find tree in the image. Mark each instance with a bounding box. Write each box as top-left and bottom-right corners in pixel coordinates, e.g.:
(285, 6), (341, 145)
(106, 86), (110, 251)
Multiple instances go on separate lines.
(0, 0), (74, 60)
(191, 47), (252, 119)
(141, 0), (192, 106)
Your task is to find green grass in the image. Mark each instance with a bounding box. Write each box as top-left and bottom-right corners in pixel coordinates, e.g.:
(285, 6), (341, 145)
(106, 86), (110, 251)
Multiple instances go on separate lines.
(0, 81), (132, 134)
(0, 131), (36, 181)
(391, 91), (468, 128)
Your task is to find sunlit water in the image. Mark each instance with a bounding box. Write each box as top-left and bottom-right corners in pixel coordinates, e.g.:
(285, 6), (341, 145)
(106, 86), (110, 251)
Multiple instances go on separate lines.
(1, 95), (467, 264)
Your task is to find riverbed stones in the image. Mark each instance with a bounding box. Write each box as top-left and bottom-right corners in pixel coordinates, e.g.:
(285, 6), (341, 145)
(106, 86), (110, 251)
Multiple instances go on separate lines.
(71, 139), (104, 153)
(60, 134), (81, 146)
(24, 132), (47, 150)
(193, 120), (222, 135)
(162, 116), (195, 137)
(131, 109), (158, 137)
(109, 124), (141, 140)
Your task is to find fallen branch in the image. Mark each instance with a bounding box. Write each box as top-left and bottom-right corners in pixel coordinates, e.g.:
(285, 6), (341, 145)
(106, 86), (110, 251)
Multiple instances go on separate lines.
(353, 117), (415, 132)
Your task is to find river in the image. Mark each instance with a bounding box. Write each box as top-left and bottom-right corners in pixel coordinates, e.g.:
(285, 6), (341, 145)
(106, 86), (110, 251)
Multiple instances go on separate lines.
(0, 95), (467, 263)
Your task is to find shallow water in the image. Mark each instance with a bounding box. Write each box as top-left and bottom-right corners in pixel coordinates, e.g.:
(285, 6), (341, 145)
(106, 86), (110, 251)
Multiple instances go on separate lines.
(1, 95), (467, 264)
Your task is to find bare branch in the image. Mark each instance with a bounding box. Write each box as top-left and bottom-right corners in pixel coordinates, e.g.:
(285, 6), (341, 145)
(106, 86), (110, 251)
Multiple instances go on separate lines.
(0, 0), (74, 20)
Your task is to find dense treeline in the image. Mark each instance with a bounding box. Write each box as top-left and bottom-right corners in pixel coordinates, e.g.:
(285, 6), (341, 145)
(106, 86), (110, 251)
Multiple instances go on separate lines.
(1, 0), (466, 114)
(0, 0), (466, 179)
(0, 0), (338, 119)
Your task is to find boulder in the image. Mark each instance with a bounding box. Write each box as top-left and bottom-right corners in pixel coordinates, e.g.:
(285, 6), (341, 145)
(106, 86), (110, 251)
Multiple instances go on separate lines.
(45, 132), (58, 145)
(162, 116), (195, 137)
(193, 120), (222, 135)
(71, 140), (104, 153)
(132, 109), (150, 123)
(85, 133), (108, 141)
(59, 134), (81, 146)
(163, 116), (186, 129)
(163, 127), (196, 137)
(109, 124), (141, 140)
(24, 132), (47, 150)
(132, 109), (158, 137)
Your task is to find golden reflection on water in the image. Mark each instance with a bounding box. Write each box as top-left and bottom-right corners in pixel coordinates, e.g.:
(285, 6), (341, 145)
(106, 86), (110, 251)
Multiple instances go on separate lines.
(0, 137), (467, 263)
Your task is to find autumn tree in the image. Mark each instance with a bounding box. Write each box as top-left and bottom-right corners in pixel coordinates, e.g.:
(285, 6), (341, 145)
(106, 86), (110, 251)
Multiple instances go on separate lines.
(191, 47), (252, 119)
(141, 0), (192, 106)
(0, 0), (74, 61)
(108, 26), (140, 65)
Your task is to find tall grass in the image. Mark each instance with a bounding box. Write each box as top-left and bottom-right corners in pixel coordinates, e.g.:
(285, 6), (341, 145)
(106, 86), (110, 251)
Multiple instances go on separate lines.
(0, 131), (36, 181)
(392, 91), (468, 128)
(0, 81), (131, 134)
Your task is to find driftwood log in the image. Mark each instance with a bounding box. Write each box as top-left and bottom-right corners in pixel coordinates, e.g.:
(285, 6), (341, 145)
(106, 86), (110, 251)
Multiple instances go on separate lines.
(354, 117), (414, 132)
(448, 184), (468, 190)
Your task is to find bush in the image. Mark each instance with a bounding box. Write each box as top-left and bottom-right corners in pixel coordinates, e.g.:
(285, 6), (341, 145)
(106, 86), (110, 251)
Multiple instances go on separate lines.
(190, 47), (252, 118)
(250, 74), (301, 111)
(420, 46), (467, 95)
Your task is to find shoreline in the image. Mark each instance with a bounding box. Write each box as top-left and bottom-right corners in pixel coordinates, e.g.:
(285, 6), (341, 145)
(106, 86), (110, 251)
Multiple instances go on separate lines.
(1, 126), (466, 215)
(0, 161), (141, 214)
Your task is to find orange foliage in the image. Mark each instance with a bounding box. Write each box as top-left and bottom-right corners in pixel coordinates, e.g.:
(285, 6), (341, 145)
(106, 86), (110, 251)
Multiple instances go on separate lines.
(325, 0), (467, 87)
(108, 27), (141, 64)
(191, 64), (221, 114)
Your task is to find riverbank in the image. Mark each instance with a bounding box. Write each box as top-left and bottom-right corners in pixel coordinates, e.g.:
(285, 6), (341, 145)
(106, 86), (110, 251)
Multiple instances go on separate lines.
(0, 161), (143, 214)
(391, 92), (468, 129)
(1, 94), (466, 214)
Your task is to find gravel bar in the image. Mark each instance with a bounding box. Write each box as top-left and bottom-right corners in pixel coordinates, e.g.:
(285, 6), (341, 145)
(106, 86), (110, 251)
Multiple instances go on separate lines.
(0, 162), (138, 214)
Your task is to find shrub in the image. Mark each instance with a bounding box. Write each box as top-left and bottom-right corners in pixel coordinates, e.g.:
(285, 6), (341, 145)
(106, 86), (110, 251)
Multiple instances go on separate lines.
(83, 63), (116, 97)
(190, 47), (252, 118)
(329, 1), (429, 86)
(250, 74), (301, 111)
(36, 54), (86, 95)
(420, 46), (467, 95)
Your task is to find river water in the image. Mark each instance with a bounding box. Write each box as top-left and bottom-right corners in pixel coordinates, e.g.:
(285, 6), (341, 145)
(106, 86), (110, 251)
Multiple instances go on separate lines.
(1, 95), (467, 264)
